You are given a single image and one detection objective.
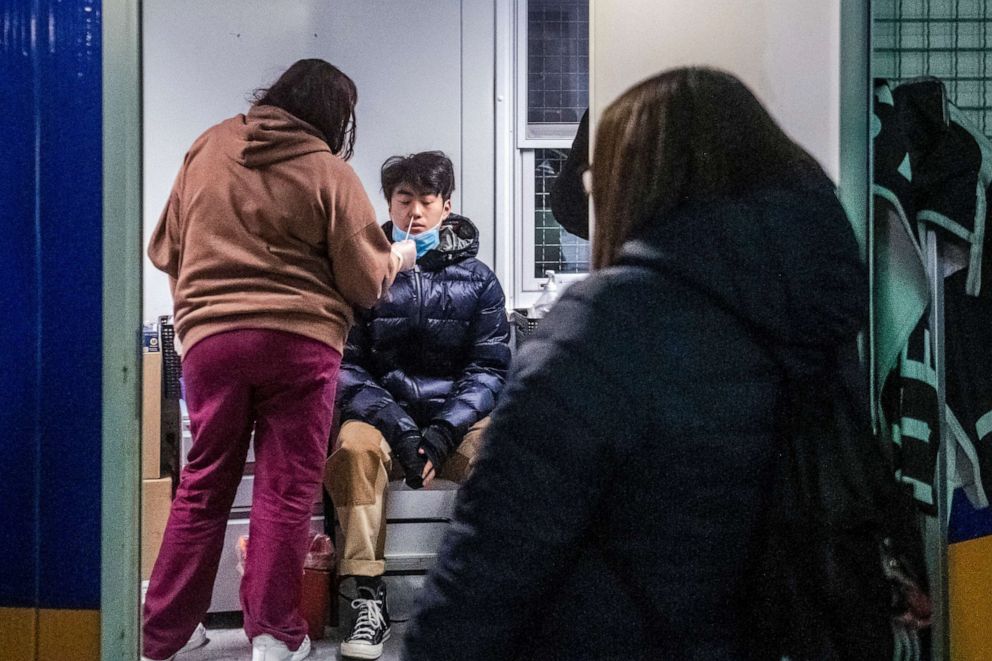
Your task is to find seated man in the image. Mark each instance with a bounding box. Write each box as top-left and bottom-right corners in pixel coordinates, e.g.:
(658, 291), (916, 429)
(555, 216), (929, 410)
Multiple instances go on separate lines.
(324, 151), (511, 660)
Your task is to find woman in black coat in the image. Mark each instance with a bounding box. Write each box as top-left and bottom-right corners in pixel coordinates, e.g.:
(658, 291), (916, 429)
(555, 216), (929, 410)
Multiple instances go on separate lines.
(402, 68), (882, 660)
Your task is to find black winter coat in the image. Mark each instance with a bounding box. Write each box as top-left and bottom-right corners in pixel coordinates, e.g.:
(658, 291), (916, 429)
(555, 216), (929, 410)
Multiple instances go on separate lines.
(403, 178), (877, 660)
(549, 108), (590, 239)
(336, 215), (510, 448)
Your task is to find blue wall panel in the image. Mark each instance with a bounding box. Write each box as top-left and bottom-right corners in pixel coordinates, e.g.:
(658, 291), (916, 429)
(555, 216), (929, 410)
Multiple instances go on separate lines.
(0, 0), (42, 609)
(35, 0), (103, 610)
(0, 0), (103, 610)
(948, 488), (992, 544)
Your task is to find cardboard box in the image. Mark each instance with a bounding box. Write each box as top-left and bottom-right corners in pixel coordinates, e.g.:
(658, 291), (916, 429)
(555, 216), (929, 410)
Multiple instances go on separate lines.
(141, 476), (172, 581)
(142, 351), (162, 479)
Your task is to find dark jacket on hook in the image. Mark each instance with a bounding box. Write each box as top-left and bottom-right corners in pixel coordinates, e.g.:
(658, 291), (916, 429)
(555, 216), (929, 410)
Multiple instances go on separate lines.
(549, 108), (590, 239)
(403, 173), (896, 660)
(336, 214), (511, 452)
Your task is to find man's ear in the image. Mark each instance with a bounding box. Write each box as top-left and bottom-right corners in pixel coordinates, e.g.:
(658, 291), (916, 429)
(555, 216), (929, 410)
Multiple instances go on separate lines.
(440, 198), (452, 221)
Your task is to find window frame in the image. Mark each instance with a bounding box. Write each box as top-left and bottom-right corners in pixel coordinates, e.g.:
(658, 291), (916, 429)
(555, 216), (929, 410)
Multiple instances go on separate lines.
(499, 0), (589, 308)
(515, 0), (585, 147)
(515, 148), (590, 293)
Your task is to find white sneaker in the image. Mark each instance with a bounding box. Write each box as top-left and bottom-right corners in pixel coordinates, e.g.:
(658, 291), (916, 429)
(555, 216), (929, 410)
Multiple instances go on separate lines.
(177, 623), (208, 654)
(251, 633), (312, 661)
(140, 623), (207, 661)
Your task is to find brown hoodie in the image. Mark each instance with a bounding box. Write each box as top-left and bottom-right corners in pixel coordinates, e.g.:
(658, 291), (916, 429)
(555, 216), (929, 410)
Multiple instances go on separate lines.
(147, 104), (399, 354)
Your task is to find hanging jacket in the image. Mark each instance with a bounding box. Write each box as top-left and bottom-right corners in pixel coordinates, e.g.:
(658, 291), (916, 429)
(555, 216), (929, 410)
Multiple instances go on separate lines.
(874, 77), (992, 512)
(336, 214), (511, 449)
(403, 173), (887, 661)
(549, 108), (591, 239)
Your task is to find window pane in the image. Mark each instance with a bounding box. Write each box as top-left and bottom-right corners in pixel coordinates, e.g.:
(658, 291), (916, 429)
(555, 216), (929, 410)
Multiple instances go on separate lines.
(873, 2), (992, 140)
(527, 0), (589, 124)
(534, 148), (590, 278)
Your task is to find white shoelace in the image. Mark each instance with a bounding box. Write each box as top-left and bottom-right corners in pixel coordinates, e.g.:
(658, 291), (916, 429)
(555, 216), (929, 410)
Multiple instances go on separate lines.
(348, 596), (386, 642)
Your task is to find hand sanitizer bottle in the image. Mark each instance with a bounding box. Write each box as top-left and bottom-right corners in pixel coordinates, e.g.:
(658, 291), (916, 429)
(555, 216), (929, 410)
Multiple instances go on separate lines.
(529, 270), (559, 319)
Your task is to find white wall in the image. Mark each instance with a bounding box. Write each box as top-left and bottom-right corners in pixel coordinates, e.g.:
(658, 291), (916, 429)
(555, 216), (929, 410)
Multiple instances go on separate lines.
(590, 0), (841, 182)
(142, 0), (495, 320)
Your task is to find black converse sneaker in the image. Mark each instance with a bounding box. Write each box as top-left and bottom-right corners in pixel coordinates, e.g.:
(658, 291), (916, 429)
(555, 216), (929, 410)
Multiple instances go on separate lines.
(340, 581), (391, 660)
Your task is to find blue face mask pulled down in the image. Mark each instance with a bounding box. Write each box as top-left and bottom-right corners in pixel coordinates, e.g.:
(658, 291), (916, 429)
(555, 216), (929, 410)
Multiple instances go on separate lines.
(392, 224), (441, 259)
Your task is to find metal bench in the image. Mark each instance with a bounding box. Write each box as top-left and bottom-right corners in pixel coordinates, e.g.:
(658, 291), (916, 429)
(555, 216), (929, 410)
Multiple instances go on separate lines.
(382, 479), (459, 572)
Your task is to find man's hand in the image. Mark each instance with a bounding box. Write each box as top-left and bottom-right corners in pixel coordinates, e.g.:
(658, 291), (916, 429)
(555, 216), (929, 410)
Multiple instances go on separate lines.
(394, 430), (427, 488)
(418, 448), (437, 488)
(419, 423), (455, 486)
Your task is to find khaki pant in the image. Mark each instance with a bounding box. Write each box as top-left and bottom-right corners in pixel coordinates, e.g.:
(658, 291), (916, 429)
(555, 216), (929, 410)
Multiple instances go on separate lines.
(323, 418), (489, 577)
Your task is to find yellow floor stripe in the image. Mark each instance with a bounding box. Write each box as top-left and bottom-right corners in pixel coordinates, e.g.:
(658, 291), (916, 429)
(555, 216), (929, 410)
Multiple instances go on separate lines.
(0, 607), (37, 661)
(37, 608), (100, 661)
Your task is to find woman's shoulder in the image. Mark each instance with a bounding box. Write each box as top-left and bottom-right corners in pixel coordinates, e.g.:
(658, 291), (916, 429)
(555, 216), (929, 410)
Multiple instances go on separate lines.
(507, 268), (679, 429)
(305, 149), (356, 178)
(559, 263), (677, 316)
(306, 154), (372, 205)
(184, 115), (241, 160)
(528, 266), (676, 363)
(749, 177), (848, 226)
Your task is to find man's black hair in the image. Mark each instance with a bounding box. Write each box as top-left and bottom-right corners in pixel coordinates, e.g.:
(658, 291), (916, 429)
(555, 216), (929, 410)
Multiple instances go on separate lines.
(381, 151), (455, 202)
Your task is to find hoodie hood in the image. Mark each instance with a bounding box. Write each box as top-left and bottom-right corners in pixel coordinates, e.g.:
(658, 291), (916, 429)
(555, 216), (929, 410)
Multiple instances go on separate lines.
(617, 177), (866, 376)
(230, 105), (331, 168)
(384, 214), (480, 270)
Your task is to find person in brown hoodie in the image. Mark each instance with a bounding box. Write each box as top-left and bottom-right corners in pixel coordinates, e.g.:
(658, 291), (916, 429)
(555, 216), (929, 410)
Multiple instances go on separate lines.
(142, 59), (415, 661)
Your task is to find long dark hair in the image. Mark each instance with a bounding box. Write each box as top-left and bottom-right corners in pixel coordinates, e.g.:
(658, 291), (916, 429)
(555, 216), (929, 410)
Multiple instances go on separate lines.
(591, 67), (825, 268)
(254, 59), (358, 160)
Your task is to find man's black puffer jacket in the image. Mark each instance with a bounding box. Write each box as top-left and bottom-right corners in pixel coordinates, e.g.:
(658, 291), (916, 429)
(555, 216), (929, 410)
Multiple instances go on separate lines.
(336, 214), (510, 450)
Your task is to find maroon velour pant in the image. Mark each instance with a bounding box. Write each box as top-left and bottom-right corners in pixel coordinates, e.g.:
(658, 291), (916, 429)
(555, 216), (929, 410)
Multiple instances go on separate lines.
(142, 329), (341, 659)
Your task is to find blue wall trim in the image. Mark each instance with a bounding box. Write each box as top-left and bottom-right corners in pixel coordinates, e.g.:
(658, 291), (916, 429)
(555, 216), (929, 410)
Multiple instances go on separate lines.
(0, 0), (103, 610)
(0, 0), (43, 609)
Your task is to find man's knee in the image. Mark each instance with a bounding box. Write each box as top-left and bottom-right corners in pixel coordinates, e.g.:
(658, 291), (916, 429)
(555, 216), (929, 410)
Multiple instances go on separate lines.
(460, 417), (490, 460)
(324, 421), (387, 506)
(438, 417), (491, 482)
